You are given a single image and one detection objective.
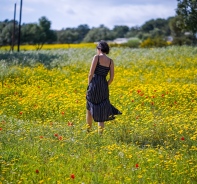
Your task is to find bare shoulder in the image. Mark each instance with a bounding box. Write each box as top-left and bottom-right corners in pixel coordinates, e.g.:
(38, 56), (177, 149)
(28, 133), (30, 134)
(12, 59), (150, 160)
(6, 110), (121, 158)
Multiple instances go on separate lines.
(91, 55), (99, 65)
(93, 54), (99, 58)
(110, 58), (114, 66)
(93, 55), (99, 61)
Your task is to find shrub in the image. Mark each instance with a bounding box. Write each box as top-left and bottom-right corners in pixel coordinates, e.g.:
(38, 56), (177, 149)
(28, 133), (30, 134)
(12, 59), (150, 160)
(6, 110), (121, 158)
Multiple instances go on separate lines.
(140, 37), (168, 48)
(124, 38), (141, 48)
(171, 36), (193, 46)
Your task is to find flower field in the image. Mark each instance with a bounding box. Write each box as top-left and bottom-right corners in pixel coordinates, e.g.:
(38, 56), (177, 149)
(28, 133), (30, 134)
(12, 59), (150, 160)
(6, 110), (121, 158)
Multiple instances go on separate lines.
(0, 43), (96, 51)
(0, 46), (197, 183)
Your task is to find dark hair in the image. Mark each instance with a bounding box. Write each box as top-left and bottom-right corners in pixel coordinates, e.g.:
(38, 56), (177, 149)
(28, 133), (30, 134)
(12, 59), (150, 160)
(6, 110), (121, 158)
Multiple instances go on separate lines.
(97, 40), (110, 54)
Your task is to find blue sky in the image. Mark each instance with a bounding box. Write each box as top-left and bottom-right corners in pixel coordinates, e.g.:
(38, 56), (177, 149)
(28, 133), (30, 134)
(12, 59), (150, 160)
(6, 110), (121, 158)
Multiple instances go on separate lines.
(0, 0), (178, 30)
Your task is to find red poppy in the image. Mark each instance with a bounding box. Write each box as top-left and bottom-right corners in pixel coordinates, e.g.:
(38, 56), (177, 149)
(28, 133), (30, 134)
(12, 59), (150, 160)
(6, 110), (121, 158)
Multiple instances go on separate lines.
(137, 89), (141, 94)
(0, 128), (2, 131)
(68, 122), (73, 126)
(58, 136), (63, 140)
(35, 169), (39, 173)
(181, 137), (185, 140)
(61, 112), (65, 115)
(151, 102), (154, 105)
(54, 133), (58, 137)
(19, 111), (23, 115)
(40, 136), (43, 139)
(135, 164), (139, 168)
(70, 174), (75, 179)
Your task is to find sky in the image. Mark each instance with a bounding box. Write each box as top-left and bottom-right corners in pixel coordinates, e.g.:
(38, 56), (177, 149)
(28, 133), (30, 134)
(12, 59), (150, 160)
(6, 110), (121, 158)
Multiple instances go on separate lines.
(0, 0), (178, 30)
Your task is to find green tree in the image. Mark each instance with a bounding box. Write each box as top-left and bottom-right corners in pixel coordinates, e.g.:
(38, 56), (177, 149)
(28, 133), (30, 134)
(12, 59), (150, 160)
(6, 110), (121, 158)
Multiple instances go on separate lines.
(57, 25), (89, 43)
(169, 16), (183, 37)
(76, 24), (90, 42)
(140, 18), (171, 40)
(21, 17), (56, 50)
(38, 16), (57, 45)
(21, 23), (37, 44)
(125, 26), (140, 38)
(57, 28), (79, 44)
(141, 19), (154, 32)
(176, 0), (197, 44)
(0, 20), (18, 49)
(169, 16), (193, 45)
(83, 25), (113, 42)
(112, 25), (129, 38)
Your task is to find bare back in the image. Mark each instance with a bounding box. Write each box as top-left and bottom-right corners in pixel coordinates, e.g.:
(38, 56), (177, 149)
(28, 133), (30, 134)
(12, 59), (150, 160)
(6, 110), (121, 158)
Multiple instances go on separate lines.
(98, 55), (111, 67)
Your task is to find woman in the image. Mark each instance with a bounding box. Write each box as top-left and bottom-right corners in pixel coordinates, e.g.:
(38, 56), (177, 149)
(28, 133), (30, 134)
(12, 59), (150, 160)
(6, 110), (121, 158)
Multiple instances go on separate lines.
(86, 40), (121, 133)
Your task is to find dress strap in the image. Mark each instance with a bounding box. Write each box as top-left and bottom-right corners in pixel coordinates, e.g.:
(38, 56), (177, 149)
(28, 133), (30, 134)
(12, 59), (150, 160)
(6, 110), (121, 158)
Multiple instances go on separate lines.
(109, 59), (111, 67)
(97, 55), (100, 64)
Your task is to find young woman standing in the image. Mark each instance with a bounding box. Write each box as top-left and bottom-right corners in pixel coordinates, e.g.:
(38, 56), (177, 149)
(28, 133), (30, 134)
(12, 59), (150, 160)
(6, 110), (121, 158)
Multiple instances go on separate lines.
(86, 40), (121, 133)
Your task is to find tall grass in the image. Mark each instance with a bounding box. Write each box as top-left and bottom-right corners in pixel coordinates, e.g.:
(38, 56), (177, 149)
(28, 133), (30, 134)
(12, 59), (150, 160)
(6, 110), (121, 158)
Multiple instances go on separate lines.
(0, 46), (197, 183)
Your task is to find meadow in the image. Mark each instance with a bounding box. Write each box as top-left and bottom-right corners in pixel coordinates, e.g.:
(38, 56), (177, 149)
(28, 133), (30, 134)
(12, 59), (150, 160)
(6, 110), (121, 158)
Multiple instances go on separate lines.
(0, 46), (197, 184)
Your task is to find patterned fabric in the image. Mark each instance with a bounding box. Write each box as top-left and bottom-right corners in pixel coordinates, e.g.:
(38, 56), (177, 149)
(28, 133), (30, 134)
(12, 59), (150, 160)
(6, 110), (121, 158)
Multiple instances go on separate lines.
(86, 56), (121, 122)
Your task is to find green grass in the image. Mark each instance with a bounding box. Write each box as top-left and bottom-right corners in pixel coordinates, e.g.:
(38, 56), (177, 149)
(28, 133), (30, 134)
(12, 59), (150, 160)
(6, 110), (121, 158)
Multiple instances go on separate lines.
(0, 46), (197, 183)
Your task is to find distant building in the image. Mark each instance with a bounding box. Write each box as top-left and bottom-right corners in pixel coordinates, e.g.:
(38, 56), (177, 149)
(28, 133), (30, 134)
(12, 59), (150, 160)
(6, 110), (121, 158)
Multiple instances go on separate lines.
(113, 38), (129, 44)
(94, 38), (129, 45)
(166, 36), (173, 42)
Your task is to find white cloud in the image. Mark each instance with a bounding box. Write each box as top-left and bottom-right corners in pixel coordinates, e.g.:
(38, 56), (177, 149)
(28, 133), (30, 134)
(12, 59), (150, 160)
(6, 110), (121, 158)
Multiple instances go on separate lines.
(0, 0), (177, 29)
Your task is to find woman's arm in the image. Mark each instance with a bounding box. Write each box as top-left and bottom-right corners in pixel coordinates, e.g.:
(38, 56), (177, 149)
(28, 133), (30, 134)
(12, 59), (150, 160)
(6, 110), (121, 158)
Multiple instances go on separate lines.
(88, 55), (98, 85)
(108, 59), (114, 85)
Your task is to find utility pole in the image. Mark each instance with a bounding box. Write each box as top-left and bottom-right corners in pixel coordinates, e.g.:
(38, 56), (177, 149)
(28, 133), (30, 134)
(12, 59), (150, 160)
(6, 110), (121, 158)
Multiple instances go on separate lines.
(17, 0), (23, 52)
(12, 3), (16, 51)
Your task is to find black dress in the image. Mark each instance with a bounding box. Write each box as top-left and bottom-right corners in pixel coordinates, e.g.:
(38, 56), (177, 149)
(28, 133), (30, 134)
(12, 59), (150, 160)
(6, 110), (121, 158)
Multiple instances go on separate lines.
(86, 56), (121, 122)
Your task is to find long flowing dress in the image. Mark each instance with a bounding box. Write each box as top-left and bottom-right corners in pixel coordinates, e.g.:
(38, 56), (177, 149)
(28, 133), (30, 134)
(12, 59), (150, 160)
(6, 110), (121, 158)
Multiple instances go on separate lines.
(86, 56), (122, 122)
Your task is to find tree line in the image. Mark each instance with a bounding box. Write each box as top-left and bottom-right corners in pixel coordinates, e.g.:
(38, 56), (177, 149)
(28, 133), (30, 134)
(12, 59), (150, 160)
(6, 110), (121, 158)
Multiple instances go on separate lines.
(0, 0), (196, 50)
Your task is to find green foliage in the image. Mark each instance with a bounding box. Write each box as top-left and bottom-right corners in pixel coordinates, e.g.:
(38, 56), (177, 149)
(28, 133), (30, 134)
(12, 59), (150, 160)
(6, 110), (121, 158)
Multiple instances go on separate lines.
(176, 0), (197, 44)
(56, 25), (90, 44)
(141, 18), (171, 36)
(140, 37), (168, 48)
(21, 17), (57, 50)
(125, 26), (141, 38)
(169, 16), (194, 46)
(83, 25), (114, 42)
(169, 16), (183, 37)
(0, 20), (18, 49)
(123, 38), (141, 48)
(172, 35), (193, 46)
(0, 16), (175, 47)
(111, 25), (129, 38)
